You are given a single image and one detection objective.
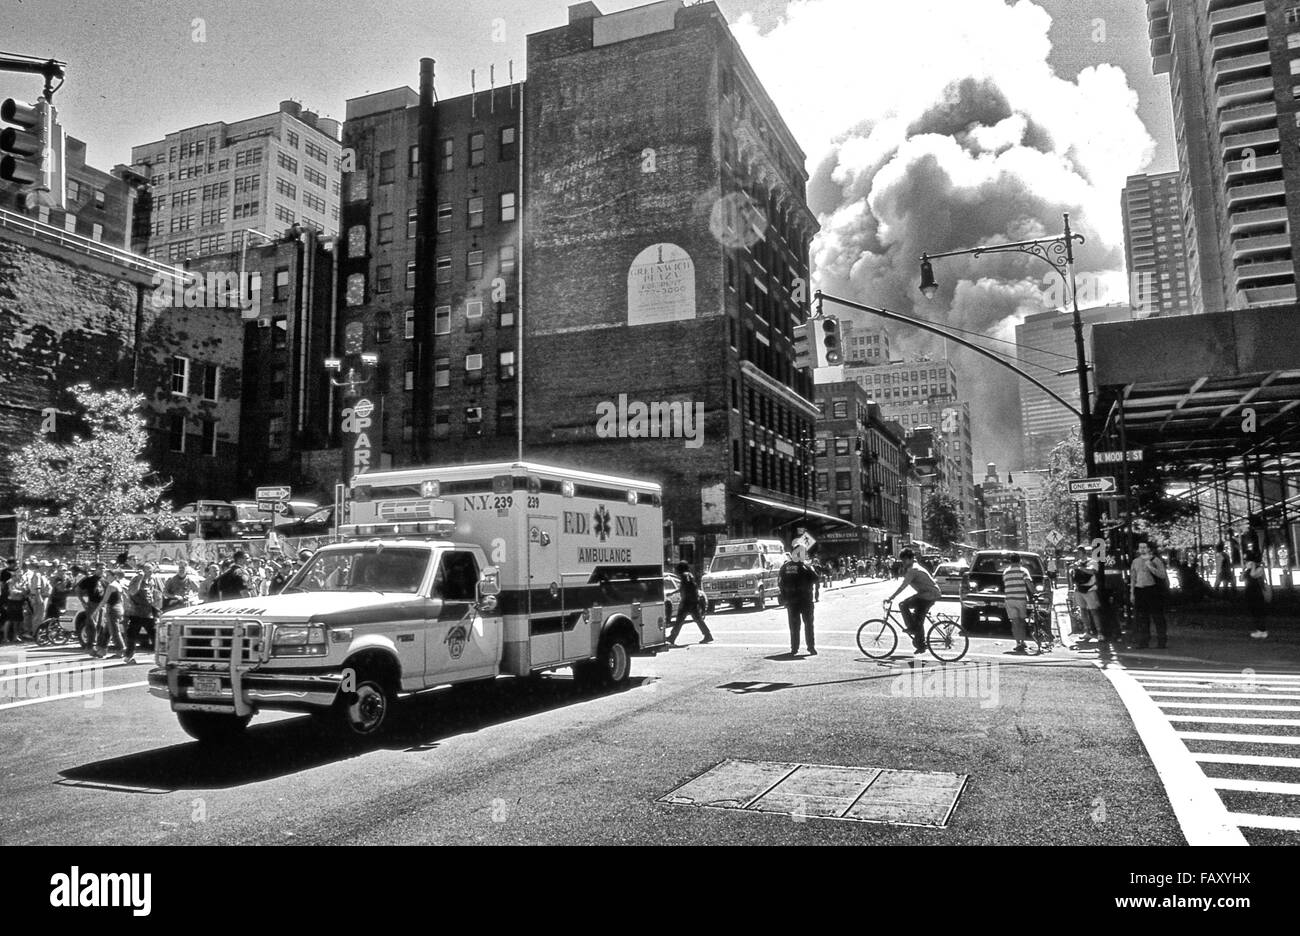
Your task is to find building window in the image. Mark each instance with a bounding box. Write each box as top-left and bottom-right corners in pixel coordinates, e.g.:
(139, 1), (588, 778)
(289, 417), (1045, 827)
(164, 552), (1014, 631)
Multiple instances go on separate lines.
(435, 357), (450, 387)
(268, 416), (286, 449)
(436, 255), (451, 284)
(304, 165), (327, 188)
(500, 126), (516, 160)
(467, 196), (484, 229)
(499, 244), (516, 275)
(835, 438), (850, 455)
(402, 413), (414, 441)
(405, 261), (416, 290)
(498, 401), (516, 436)
(270, 365), (286, 396)
(437, 202), (452, 233)
(345, 273), (365, 306)
(171, 356), (190, 395)
(468, 132), (484, 167)
(499, 191), (516, 222)
(467, 249), (483, 279)
(404, 308), (415, 339)
(378, 149), (395, 185)
(168, 414), (186, 453)
(377, 213), (393, 244)
(201, 364), (219, 401)
(347, 224), (367, 258)
(832, 401), (848, 418)
(376, 310), (393, 343)
(465, 300), (484, 323)
(274, 267), (291, 301)
(435, 305), (451, 335)
(498, 303), (515, 328)
(836, 471), (852, 492)
(407, 208), (418, 239)
(91, 223), (103, 242)
(276, 177), (297, 199)
(376, 264), (392, 293)
(438, 139), (453, 172)
(408, 143), (420, 178)
(465, 354), (483, 381)
(274, 204), (296, 224)
(285, 129), (299, 148)
(67, 179), (82, 202)
(433, 410), (450, 439)
(464, 406), (483, 437)
(277, 152), (298, 173)
(498, 349), (516, 381)
(404, 368), (415, 391)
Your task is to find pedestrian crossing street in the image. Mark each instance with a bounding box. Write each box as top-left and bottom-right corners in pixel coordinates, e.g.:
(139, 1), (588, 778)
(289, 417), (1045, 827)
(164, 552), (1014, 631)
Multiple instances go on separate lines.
(1126, 667), (1300, 842)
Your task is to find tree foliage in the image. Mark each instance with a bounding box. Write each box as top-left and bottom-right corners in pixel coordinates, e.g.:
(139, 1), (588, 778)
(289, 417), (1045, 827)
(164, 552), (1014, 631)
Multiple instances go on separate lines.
(1041, 429), (1085, 545)
(10, 385), (180, 550)
(922, 487), (965, 552)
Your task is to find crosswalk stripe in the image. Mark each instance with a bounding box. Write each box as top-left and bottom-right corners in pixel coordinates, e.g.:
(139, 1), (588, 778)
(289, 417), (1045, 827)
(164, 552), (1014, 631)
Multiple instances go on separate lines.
(1132, 671), (1300, 683)
(1167, 715), (1300, 727)
(1228, 813), (1300, 831)
(0, 680), (149, 710)
(1178, 731), (1300, 746)
(1150, 692), (1300, 700)
(1157, 702), (1300, 712)
(1192, 753), (1300, 768)
(1210, 777), (1300, 796)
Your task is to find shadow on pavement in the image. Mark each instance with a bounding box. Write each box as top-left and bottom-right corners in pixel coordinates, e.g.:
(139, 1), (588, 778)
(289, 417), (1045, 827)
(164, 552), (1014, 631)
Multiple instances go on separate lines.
(56, 674), (650, 792)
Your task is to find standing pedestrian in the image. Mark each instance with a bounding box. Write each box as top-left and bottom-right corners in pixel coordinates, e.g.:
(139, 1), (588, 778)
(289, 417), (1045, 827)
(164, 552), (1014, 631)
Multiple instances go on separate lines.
(124, 561), (163, 664)
(18, 558), (50, 640)
(1213, 543), (1236, 596)
(1129, 540), (1169, 649)
(198, 562), (221, 603)
(1243, 547), (1269, 639)
(1070, 546), (1102, 641)
(1045, 554), (1058, 590)
(777, 553), (818, 655)
(1001, 553), (1037, 654)
(92, 568), (128, 658)
(44, 561), (75, 622)
(0, 557), (16, 642)
(667, 561), (712, 646)
(883, 548), (943, 654)
(163, 558), (200, 608)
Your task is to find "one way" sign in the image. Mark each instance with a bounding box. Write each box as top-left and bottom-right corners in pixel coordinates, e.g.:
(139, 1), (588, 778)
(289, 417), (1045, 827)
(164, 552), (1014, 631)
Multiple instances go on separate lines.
(1068, 477), (1116, 495)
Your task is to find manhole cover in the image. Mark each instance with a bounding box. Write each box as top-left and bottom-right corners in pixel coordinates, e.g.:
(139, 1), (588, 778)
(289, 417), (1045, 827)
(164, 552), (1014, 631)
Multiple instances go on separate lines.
(659, 758), (967, 827)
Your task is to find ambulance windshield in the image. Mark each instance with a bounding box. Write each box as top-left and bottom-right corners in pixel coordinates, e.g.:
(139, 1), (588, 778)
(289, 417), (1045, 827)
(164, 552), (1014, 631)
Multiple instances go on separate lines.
(287, 546), (430, 593)
(709, 554), (761, 573)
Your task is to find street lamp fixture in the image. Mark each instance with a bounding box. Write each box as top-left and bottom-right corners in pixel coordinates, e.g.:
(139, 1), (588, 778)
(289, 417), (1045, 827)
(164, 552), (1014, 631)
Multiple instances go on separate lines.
(917, 212), (1100, 541)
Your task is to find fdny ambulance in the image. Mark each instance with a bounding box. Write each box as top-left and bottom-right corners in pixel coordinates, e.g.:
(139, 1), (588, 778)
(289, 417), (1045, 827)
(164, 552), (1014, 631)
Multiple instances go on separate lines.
(148, 462), (667, 743)
(700, 538), (788, 610)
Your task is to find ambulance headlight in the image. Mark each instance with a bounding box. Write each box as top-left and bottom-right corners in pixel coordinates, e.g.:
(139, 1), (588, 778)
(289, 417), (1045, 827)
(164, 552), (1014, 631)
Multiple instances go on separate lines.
(155, 622), (171, 664)
(271, 625), (328, 657)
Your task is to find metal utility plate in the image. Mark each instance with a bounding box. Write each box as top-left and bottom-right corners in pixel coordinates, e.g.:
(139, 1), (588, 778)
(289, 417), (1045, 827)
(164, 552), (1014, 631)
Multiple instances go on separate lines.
(659, 758), (968, 828)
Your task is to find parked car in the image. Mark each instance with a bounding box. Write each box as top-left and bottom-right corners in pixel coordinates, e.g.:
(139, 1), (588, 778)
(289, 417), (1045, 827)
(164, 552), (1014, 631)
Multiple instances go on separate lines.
(933, 561), (967, 598)
(960, 550), (1047, 632)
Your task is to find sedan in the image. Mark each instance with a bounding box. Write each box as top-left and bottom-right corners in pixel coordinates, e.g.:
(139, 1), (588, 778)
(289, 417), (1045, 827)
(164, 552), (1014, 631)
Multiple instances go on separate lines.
(933, 562), (967, 598)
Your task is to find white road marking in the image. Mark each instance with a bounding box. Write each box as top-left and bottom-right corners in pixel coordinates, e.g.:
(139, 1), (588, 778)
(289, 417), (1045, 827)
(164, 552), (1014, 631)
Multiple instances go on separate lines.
(1178, 731), (1300, 746)
(1193, 753), (1300, 768)
(1130, 669), (1300, 682)
(1166, 715), (1300, 727)
(0, 680), (149, 710)
(0, 654), (87, 671)
(1097, 664), (1247, 845)
(1210, 778), (1300, 796)
(1156, 702), (1300, 712)
(0, 660), (141, 684)
(1150, 692), (1300, 700)
(1228, 813), (1300, 831)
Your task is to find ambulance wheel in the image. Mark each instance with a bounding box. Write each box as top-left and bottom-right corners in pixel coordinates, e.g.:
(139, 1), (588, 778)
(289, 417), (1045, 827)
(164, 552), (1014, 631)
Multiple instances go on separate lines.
(338, 674), (394, 736)
(581, 633), (632, 688)
(177, 711), (251, 744)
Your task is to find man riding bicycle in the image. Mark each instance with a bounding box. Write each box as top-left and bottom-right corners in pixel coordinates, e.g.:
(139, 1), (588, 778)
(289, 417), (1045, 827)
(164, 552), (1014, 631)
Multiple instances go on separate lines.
(883, 548), (943, 654)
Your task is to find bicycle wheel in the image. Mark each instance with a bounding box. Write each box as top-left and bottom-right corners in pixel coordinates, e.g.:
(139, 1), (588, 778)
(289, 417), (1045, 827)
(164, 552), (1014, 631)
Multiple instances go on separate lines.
(34, 624), (52, 647)
(927, 616), (969, 662)
(856, 619), (898, 659)
(1031, 608), (1054, 653)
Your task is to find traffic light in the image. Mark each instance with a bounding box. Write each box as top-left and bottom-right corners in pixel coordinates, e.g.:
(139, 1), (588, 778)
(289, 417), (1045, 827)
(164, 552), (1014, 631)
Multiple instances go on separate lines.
(792, 322), (813, 370)
(1, 97), (64, 209)
(817, 315), (842, 366)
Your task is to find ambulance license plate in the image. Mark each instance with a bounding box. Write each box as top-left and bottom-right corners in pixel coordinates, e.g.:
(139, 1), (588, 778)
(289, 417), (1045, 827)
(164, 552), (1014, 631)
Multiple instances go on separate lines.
(191, 675), (222, 696)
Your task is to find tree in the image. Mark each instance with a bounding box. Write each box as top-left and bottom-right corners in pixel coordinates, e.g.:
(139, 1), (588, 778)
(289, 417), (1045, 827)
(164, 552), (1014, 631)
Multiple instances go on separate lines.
(1042, 429), (1085, 544)
(922, 487), (964, 552)
(10, 385), (180, 553)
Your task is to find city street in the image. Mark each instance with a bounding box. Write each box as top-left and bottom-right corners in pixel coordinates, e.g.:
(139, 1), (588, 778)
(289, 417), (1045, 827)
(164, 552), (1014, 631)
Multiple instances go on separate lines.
(1, 578), (1252, 847)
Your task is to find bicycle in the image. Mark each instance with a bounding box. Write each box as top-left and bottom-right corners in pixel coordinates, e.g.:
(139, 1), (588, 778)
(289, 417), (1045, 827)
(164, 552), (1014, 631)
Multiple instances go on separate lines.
(1024, 595), (1056, 654)
(857, 601), (969, 662)
(34, 614), (71, 647)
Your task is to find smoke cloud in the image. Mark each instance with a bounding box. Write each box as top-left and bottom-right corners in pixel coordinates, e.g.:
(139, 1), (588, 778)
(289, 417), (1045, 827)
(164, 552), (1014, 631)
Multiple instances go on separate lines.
(731, 0), (1156, 471)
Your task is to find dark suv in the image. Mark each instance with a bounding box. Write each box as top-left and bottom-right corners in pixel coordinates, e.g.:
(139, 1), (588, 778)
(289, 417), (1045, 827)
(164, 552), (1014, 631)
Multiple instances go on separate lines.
(960, 550), (1047, 632)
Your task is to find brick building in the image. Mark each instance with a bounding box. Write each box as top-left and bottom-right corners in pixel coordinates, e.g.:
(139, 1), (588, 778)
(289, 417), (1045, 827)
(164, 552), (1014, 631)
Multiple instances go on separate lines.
(813, 381), (913, 560)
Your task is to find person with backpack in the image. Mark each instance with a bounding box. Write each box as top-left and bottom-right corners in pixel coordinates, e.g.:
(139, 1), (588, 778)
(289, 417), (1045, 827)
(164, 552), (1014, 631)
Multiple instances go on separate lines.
(667, 561), (712, 646)
(778, 553), (819, 655)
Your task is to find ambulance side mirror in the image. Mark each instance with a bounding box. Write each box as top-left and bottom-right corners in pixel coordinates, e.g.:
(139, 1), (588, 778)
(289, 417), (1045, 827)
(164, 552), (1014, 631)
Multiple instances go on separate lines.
(477, 566), (500, 613)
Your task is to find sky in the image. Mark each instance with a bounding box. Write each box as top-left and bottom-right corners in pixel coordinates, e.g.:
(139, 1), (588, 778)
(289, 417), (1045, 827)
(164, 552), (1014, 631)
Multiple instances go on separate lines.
(4, 0), (1176, 473)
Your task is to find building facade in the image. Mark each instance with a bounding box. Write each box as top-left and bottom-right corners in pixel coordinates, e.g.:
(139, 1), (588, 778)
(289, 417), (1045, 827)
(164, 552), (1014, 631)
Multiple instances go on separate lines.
(1015, 303), (1133, 468)
(813, 381), (911, 559)
(1121, 170), (1193, 316)
(1146, 1), (1300, 312)
(131, 101), (343, 263)
(974, 462), (1028, 552)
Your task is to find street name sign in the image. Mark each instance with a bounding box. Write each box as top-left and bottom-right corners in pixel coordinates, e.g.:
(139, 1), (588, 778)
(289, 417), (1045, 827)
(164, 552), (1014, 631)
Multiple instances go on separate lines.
(1094, 449), (1144, 465)
(1068, 477), (1116, 495)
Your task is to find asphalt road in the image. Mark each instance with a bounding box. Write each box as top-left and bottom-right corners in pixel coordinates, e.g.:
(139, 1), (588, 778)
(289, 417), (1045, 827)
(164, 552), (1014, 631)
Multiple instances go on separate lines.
(0, 580), (1188, 845)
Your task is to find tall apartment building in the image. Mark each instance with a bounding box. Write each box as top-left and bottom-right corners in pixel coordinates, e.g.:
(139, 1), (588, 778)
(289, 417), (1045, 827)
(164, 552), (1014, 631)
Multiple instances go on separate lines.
(813, 382), (912, 559)
(1121, 170), (1193, 316)
(840, 318), (891, 364)
(333, 1), (820, 560)
(1146, 1), (1300, 311)
(975, 462), (1028, 551)
(131, 101), (343, 262)
(1015, 303), (1132, 468)
(840, 355), (976, 529)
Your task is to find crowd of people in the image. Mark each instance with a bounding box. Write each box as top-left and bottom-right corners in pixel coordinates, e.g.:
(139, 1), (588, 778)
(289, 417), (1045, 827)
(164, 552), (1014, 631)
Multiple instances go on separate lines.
(0, 547), (316, 659)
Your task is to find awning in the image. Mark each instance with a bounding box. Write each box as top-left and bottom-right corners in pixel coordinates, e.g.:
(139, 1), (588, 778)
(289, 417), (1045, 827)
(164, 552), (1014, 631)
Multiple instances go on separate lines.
(736, 493), (857, 528)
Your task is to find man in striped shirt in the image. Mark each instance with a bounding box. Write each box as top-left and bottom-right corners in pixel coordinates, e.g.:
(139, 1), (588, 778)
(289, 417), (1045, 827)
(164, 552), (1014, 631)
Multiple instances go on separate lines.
(1002, 553), (1037, 654)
